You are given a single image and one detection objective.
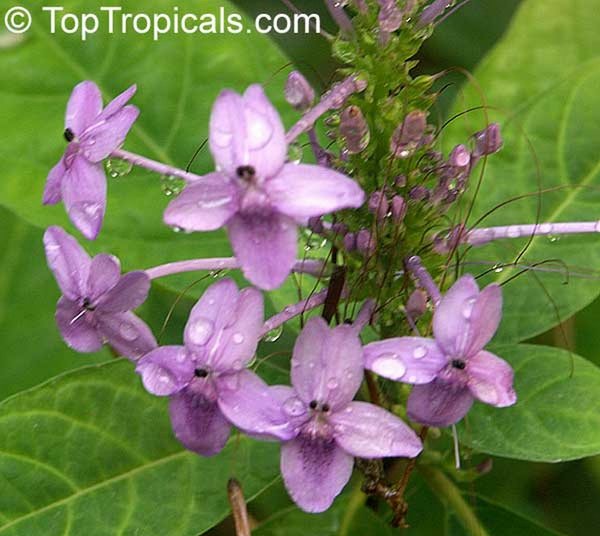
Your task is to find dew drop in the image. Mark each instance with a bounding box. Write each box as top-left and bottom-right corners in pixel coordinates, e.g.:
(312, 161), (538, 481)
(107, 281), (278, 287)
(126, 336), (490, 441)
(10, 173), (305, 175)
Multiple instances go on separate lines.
(283, 397), (306, 417)
(413, 346), (427, 359)
(327, 377), (339, 390)
(539, 223), (553, 234)
(119, 321), (138, 341)
(160, 175), (186, 197)
(288, 142), (304, 164)
(547, 234), (560, 243)
(263, 325), (283, 342)
(374, 353), (406, 380)
(506, 225), (520, 238)
(232, 333), (245, 345)
(188, 318), (214, 346)
(106, 158), (133, 178)
(232, 359), (244, 371)
(493, 263), (504, 273)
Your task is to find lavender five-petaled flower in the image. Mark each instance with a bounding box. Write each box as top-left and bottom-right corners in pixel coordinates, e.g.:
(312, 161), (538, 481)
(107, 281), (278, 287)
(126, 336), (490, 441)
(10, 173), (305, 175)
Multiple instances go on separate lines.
(364, 275), (517, 427)
(43, 81), (139, 240)
(43, 226), (156, 359)
(163, 85), (365, 290)
(136, 278), (291, 456)
(235, 317), (422, 513)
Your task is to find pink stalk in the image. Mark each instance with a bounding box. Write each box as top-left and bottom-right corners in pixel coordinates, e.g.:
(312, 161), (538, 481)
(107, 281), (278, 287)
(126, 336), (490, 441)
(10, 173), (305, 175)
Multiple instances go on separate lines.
(466, 221), (600, 246)
(111, 148), (203, 182)
(261, 289), (330, 336)
(352, 299), (376, 332)
(145, 258), (326, 280)
(286, 76), (367, 143)
(325, 0), (356, 36)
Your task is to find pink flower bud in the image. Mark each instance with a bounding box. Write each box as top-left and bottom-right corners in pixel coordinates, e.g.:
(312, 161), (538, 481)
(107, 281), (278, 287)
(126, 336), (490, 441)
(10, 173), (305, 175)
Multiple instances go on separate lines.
(343, 232), (357, 251)
(406, 289), (428, 319)
(356, 229), (376, 256)
(378, 0), (403, 33)
(368, 191), (389, 221)
(339, 105), (370, 154)
(391, 196), (407, 223)
(391, 111), (427, 158)
(285, 71), (315, 112)
(449, 144), (471, 169)
(473, 123), (503, 157)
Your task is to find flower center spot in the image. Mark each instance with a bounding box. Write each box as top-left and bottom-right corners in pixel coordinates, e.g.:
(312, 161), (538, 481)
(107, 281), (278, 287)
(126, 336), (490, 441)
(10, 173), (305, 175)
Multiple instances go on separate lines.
(451, 359), (466, 370)
(64, 128), (75, 143)
(236, 165), (256, 183)
(194, 368), (209, 378)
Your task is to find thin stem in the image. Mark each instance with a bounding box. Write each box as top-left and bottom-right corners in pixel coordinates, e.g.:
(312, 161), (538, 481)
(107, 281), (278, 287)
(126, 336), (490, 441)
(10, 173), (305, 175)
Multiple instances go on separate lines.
(406, 256), (442, 307)
(111, 148), (204, 182)
(418, 465), (490, 536)
(260, 288), (330, 336)
(286, 76), (367, 143)
(145, 258), (326, 281)
(466, 221), (600, 246)
(353, 299), (375, 332)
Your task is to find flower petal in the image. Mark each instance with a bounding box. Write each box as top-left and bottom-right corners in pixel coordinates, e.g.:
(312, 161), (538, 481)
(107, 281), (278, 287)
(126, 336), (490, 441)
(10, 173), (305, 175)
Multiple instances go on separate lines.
(136, 345), (192, 396)
(467, 350), (517, 407)
(43, 157), (66, 205)
(217, 370), (296, 440)
(281, 436), (354, 513)
(227, 212), (297, 290)
(363, 337), (447, 384)
(169, 384), (232, 456)
(267, 163), (365, 221)
(291, 317), (364, 411)
(432, 274), (479, 356)
(407, 380), (474, 427)
(184, 279), (263, 372)
(463, 284), (503, 357)
(330, 402), (422, 458)
(82, 105), (140, 162)
(87, 254), (121, 302)
(96, 271), (150, 312)
(61, 157), (106, 240)
(65, 81), (103, 136)
(55, 296), (102, 353)
(43, 225), (91, 301)
(96, 311), (157, 361)
(98, 84), (137, 120)
(163, 173), (239, 232)
(209, 85), (286, 180)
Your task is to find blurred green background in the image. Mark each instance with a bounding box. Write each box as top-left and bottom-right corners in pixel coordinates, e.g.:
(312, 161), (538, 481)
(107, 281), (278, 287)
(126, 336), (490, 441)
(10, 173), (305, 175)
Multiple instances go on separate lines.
(1, 0), (599, 534)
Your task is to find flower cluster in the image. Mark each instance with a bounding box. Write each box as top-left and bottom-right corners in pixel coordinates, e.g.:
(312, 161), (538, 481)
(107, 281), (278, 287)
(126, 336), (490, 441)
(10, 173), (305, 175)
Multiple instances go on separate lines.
(42, 0), (600, 521)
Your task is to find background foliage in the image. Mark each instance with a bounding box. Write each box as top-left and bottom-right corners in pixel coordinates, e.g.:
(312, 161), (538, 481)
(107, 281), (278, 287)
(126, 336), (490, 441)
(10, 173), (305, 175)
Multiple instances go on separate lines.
(0, 0), (599, 534)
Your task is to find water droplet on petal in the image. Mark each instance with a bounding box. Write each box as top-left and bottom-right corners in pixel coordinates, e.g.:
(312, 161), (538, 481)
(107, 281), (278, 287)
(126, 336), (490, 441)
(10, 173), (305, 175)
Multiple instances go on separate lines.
(188, 318), (214, 346)
(263, 325), (283, 342)
(106, 158), (133, 178)
(119, 322), (138, 341)
(222, 373), (240, 391)
(288, 141), (304, 164)
(232, 359), (244, 371)
(374, 353), (406, 380)
(462, 298), (476, 319)
(283, 397), (306, 417)
(232, 332), (245, 345)
(327, 377), (339, 390)
(413, 346), (427, 359)
(175, 349), (187, 363)
(539, 223), (553, 233)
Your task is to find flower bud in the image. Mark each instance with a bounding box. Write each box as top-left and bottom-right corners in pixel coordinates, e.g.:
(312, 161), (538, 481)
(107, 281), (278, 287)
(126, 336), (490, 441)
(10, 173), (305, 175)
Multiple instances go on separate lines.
(449, 144), (471, 169)
(368, 191), (389, 221)
(473, 123), (503, 157)
(332, 222), (349, 236)
(356, 229), (376, 256)
(378, 0), (403, 33)
(394, 174), (407, 188)
(285, 71), (315, 112)
(391, 111), (427, 158)
(391, 195), (406, 223)
(343, 232), (357, 251)
(418, 0), (453, 28)
(409, 185), (430, 201)
(339, 105), (370, 154)
(406, 289), (428, 319)
(307, 216), (324, 234)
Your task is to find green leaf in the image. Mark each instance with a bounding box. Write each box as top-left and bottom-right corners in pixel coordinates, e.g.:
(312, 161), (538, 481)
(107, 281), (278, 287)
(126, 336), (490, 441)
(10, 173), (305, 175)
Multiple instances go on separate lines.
(0, 206), (109, 400)
(0, 0), (306, 303)
(446, 0), (600, 342)
(458, 344), (600, 462)
(0, 360), (280, 535)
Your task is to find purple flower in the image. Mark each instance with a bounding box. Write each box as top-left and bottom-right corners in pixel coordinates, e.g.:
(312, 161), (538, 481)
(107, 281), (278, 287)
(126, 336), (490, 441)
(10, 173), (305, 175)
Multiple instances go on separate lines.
(236, 317), (422, 513)
(163, 85), (365, 290)
(43, 226), (156, 359)
(136, 279), (291, 456)
(43, 81), (139, 240)
(364, 275), (516, 427)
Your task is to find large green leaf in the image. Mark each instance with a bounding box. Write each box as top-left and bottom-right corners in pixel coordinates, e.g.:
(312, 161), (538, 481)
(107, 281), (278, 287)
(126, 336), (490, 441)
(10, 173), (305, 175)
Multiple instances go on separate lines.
(445, 0), (600, 342)
(0, 360), (280, 535)
(0, 206), (109, 400)
(0, 0), (309, 301)
(458, 344), (600, 462)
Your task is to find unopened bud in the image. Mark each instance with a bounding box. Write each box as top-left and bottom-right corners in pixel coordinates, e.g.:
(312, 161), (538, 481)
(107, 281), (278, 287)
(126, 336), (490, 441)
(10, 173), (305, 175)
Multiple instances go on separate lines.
(356, 229), (376, 256)
(308, 216), (324, 234)
(473, 123), (503, 157)
(378, 0), (403, 33)
(418, 0), (454, 28)
(391, 110), (427, 158)
(391, 196), (407, 223)
(449, 144), (471, 169)
(343, 232), (357, 251)
(409, 185), (430, 201)
(368, 191), (389, 221)
(340, 105), (370, 154)
(285, 71), (315, 112)
(406, 289), (428, 319)
(394, 174), (407, 188)
(332, 222), (349, 236)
